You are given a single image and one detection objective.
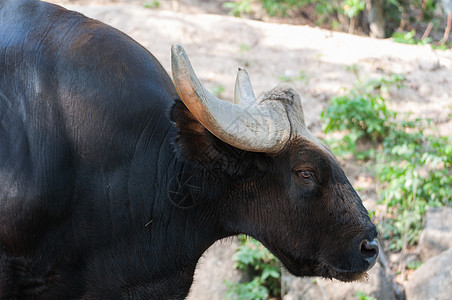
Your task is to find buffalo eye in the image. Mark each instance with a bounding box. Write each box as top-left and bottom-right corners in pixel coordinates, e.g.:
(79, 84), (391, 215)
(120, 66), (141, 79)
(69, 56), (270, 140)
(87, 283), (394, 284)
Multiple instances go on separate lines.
(295, 170), (316, 182)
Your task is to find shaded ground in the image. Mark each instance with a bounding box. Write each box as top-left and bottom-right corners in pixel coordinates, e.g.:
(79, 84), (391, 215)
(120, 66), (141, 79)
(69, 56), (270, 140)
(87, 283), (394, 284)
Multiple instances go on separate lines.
(47, 0), (452, 297)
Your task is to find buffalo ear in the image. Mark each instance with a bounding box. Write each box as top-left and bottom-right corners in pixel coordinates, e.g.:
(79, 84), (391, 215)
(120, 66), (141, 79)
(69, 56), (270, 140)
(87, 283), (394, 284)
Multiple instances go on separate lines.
(170, 99), (246, 175)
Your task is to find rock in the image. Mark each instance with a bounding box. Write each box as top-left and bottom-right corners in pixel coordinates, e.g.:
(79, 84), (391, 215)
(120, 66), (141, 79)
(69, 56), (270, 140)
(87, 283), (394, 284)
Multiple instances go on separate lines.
(282, 261), (397, 300)
(418, 206), (452, 261)
(405, 248), (452, 300)
(187, 238), (241, 300)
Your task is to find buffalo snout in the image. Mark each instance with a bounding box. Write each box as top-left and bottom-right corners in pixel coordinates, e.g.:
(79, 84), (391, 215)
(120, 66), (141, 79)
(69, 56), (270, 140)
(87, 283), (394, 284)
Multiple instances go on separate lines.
(360, 238), (379, 270)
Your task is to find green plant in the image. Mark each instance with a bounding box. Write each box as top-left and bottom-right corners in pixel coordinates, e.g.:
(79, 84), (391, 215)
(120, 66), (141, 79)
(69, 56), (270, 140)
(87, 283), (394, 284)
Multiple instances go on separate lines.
(223, 0), (253, 17)
(259, 0), (307, 17)
(321, 75), (402, 157)
(225, 236), (281, 300)
(431, 42), (449, 50)
(355, 291), (377, 300)
(343, 0), (365, 33)
(343, 0), (365, 19)
(392, 30), (431, 45)
(210, 85), (226, 97)
(240, 43), (251, 54)
(422, 0), (438, 21)
(406, 260), (422, 270)
(392, 30), (451, 50)
(225, 278), (270, 300)
(143, 0), (160, 9)
(278, 70), (309, 83)
(321, 74), (452, 251)
(378, 128), (452, 250)
(345, 63), (360, 78)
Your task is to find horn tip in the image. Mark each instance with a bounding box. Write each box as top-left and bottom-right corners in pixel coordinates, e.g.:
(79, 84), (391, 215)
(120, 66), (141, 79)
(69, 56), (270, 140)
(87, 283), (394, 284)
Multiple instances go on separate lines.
(171, 43), (185, 56)
(237, 68), (250, 77)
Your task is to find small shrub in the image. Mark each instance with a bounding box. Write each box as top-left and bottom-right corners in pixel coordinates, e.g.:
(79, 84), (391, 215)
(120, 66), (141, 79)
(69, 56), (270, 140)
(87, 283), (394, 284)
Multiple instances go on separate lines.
(392, 30), (421, 45)
(225, 236), (281, 300)
(378, 129), (452, 250)
(223, 0), (253, 17)
(225, 278), (270, 300)
(321, 75), (402, 156)
(355, 291), (377, 300)
(343, 0), (365, 19)
(406, 260), (422, 270)
(143, 0), (160, 9)
(260, 0), (312, 17)
(392, 30), (451, 50)
(322, 74), (452, 251)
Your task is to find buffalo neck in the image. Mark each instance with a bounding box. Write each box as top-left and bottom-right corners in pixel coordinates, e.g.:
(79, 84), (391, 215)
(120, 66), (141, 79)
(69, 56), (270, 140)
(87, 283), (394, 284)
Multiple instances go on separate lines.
(115, 112), (224, 285)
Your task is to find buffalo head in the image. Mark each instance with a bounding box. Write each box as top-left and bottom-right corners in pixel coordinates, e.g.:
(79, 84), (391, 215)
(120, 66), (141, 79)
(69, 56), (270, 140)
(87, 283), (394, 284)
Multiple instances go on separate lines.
(171, 44), (379, 282)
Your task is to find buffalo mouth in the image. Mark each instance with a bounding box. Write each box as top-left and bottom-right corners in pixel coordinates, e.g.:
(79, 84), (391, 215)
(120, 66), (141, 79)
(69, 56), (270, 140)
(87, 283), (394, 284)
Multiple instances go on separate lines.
(313, 262), (370, 282)
(277, 252), (371, 282)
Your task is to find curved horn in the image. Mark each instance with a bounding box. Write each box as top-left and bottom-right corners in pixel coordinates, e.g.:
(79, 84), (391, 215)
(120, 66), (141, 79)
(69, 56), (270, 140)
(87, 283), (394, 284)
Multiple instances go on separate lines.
(171, 44), (290, 154)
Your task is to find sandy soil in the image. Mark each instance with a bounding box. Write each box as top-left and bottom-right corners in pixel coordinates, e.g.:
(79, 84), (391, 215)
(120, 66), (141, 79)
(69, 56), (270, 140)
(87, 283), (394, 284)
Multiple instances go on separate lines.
(44, 0), (452, 298)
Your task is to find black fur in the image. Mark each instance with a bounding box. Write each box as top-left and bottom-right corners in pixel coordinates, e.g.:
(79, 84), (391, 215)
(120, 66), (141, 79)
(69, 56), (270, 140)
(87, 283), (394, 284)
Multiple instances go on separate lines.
(0, 0), (377, 298)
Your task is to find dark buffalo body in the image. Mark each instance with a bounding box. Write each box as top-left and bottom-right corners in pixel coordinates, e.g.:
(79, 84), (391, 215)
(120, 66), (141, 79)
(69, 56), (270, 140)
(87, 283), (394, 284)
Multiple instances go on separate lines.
(0, 0), (378, 298)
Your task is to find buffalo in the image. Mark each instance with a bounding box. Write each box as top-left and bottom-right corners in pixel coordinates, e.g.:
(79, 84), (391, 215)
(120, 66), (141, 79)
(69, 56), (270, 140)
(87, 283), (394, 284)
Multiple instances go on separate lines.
(0, 0), (378, 298)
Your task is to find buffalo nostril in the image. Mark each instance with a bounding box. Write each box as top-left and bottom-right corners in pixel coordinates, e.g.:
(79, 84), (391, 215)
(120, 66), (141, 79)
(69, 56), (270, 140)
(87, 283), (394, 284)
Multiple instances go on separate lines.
(360, 238), (379, 268)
